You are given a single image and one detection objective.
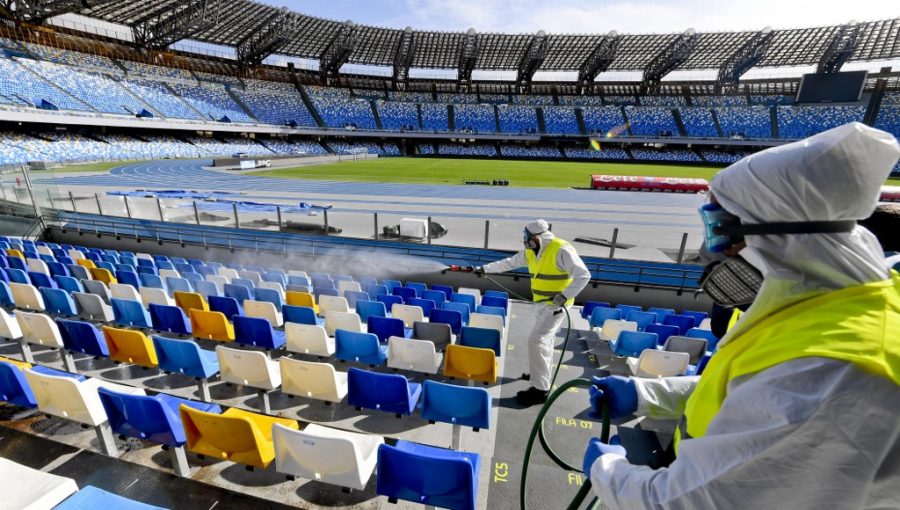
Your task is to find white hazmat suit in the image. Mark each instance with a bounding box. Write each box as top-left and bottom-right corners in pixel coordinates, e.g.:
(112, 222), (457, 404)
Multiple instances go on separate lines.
(589, 123), (900, 509)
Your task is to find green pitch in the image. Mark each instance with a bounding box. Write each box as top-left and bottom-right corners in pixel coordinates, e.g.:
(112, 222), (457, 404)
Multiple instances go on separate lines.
(253, 157), (724, 188)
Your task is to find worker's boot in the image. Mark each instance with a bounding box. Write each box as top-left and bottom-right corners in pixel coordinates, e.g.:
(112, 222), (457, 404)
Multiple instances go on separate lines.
(516, 387), (549, 406)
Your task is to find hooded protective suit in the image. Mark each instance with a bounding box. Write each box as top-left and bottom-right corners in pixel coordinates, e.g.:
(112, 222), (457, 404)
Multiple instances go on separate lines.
(589, 123), (900, 509)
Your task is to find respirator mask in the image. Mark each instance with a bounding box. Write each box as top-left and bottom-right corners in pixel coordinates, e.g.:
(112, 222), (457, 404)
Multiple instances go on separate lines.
(698, 203), (857, 307)
(523, 228), (540, 250)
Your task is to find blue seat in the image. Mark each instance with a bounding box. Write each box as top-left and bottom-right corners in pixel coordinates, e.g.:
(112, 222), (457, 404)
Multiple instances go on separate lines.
(382, 279), (402, 293)
(67, 264), (90, 280)
(28, 271), (55, 289)
(99, 386), (221, 447)
(475, 306), (506, 324)
(377, 294), (403, 309)
(480, 295), (508, 312)
(359, 277), (377, 288)
(194, 280), (220, 299)
(152, 335), (219, 379)
(377, 440), (480, 510)
(288, 275), (311, 287)
(615, 304), (642, 316)
(663, 314), (696, 335)
(149, 304), (192, 336)
(581, 301), (610, 319)
(262, 272), (287, 287)
(156, 260), (175, 271)
(589, 307), (623, 328)
(422, 289), (446, 309)
(101, 254), (119, 264)
(174, 263), (196, 275)
(56, 318), (109, 357)
(458, 326), (501, 356)
(648, 307), (675, 322)
(40, 287), (78, 316)
(309, 271), (330, 280)
(111, 298), (153, 328)
(195, 266), (216, 277)
(392, 286), (416, 304)
(47, 261), (70, 278)
(137, 265), (158, 276)
(115, 264), (136, 274)
(116, 271), (141, 289)
(432, 284), (454, 300)
(367, 316), (407, 343)
(420, 379), (491, 430)
(343, 290), (370, 309)
(224, 283), (252, 303)
(365, 284), (387, 298)
(0, 281), (14, 307)
(233, 315), (286, 350)
(626, 310), (658, 331)
(335, 330), (388, 365)
(137, 259), (155, 269)
(450, 293), (477, 310)
(681, 311), (708, 327)
(443, 301), (470, 325)
(209, 295), (243, 320)
(53, 276), (84, 294)
(406, 282), (427, 297)
(356, 300), (387, 323)
(347, 367), (421, 415)
(183, 272), (204, 286)
(0, 269), (8, 284)
(316, 286), (339, 299)
(7, 268), (30, 284)
(333, 274), (353, 283)
(139, 273), (165, 289)
(166, 277), (193, 295)
(646, 323), (680, 347)
(611, 331), (658, 357)
(430, 308), (463, 335)
(408, 298), (435, 317)
(282, 305), (323, 326)
(254, 287), (284, 308)
(95, 261), (116, 272)
(53, 485), (167, 510)
(0, 358), (36, 407)
(686, 328), (720, 351)
(6, 258), (26, 272)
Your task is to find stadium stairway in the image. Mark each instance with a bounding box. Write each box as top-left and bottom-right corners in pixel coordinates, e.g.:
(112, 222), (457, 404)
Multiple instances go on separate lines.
(226, 87), (260, 123)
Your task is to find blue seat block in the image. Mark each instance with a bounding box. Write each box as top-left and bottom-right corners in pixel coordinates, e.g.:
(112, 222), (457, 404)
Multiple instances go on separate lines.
(209, 295), (243, 320)
(0, 359), (37, 407)
(53, 485), (168, 510)
(99, 387), (220, 447)
(581, 301), (610, 319)
(111, 298), (153, 329)
(149, 304), (192, 336)
(233, 315), (286, 350)
(429, 308), (462, 335)
(152, 335), (219, 379)
(335, 330), (387, 365)
(41, 288), (78, 316)
(356, 300), (387, 323)
(420, 380), (491, 430)
(347, 367), (421, 415)
(57, 319), (109, 357)
(367, 316), (407, 343)
(589, 307), (623, 328)
(377, 440), (480, 510)
(458, 326), (501, 356)
(282, 305), (323, 326)
(611, 331), (658, 357)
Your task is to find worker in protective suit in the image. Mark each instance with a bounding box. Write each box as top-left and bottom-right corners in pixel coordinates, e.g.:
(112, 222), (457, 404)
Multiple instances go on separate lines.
(474, 219), (590, 406)
(582, 122), (900, 509)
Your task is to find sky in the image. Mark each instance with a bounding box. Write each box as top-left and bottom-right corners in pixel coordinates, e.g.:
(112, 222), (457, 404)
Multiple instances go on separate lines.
(262, 0), (897, 34)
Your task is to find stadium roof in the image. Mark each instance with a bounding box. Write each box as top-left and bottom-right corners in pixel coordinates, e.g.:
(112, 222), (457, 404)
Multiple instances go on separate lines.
(14, 1), (900, 75)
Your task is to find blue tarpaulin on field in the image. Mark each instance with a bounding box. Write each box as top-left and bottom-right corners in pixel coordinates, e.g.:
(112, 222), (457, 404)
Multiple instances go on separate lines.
(107, 190), (236, 199)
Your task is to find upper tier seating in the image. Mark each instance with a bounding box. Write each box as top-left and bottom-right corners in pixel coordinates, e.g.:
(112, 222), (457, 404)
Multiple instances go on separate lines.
(310, 96), (377, 129)
(453, 104), (496, 133)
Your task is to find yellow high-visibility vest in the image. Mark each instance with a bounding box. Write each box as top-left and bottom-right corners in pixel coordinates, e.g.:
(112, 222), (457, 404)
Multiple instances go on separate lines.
(525, 237), (575, 306)
(675, 271), (900, 452)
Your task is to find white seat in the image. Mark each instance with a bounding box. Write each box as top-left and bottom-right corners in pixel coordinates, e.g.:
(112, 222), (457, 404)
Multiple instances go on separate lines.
(10, 283), (44, 311)
(244, 299), (284, 328)
(158, 269), (180, 280)
(15, 311), (64, 348)
(24, 369), (145, 426)
(238, 270), (262, 285)
(73, 292), (114, 322)
(36, 245), (54, 257)
(318, 295), (349, 315)
(663, 336), (709, 365)
(457, 287), (481, 306)
(140, 286), (175, 308)
(324, 311), (363, 336)
(135, 253), (154, 261)
(285, 323), (334, 357)
(391, 303), (424, 328)
(26, 258), (50, 275)
(216, 344), (281, 391)
(595, 319), (638, 342)
(337, 280), (361, 296)
(82, 280), (110, 302)
(627, 350), (690, 377)
(67, 249), (85, 260)
(217, 267), (239, 281)
(279, 357), (347, 403)
(288, 270), (308, 278)
(273, 422), (382, 491)
(205, 274), (228, 294)
(387, 336), (441, 374)
(0, 309), (23, 340)
(109, 283), (141, 302)
(698, 318), (712, 331)
(0, 457), (78, 510)
(470, 312), (505, 336)
(257, 280), (285, 295)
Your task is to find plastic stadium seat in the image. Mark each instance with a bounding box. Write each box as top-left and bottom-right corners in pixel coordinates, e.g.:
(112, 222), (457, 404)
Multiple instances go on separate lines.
(279, 357), (347, 403)
(422, 289), (447, 309)
(663, 336), (709, 365)
(26, 258), (49, 275)
(391, 304), (424, 328)
(238, 270), (262, 285)
(174, 291), (208, 316)
(443, 302), (471, 325)
(681, 311), (709, 327)
(139, 273), (165, 290)
(626, 310), (658, 331)
(430, 308), (463, 335)
(337, 280), (361, 296)
(273, 422), (383, 491)
(443, 344), (497, 384)
(611, 331), (659, 358)
(381, 280), (401, 293)
(190, 309), (235, 342)
(335, 330), (387, 365)
(323, 311), (362, 336)
(392, 286), (416, 304)
(116, 271), (141, 289)
(110, 283), (141, 302)
(420, 380), (491, 430)
(686, 328), (720, 351)
(648, 307), (675, 322)
(233, 315), (286, 350)
(73, 292), (114, 322)
(141, 287), (175, 308)
(319, 295), (350, 315)
(205, 275), (228, 294)
(89, 267), (117, 285)
(11, 283), (44, 311)
(254, 287), (284, 308)
(148, 304), (192, 336)
(209, 295), (243, 320)
(377, 440), (480, 510)
(663, 314), (696, 335)
(111, 298), (153, 328)
(0, 310), (23, 341)
(285, 323), (333, 357)
(179, 404), (299, 469)
(367, 316), (407, 343)
(28, 271), (56, 289)
(0, 458), (78, 510)
(469, 312), (505, 335)
(458, 326), (501, 356)
(343, 290), (369, 309)
(16, 310), (64, 348)
(102, 326), (159, 368)
(224, 283), (252, 303)
(406, 282), (427, 297)
(40, 287), (77, 317)
(216, 344), (281, 391)
(47, 262), (70, 278)
(285, 291), (318, 313)
(57, 319), (109, 358)
(413, 321), (453, 351)
(282, 305), (322, 326)
(7, 267), (30, 283)
(0, 281), (13, 307)
(450, 292), (477, 311)
(0, 357), (36, 407)
(615, 304), (642, 316)
(595, 319), (638, 342)
(377, 294), (403, 310)
(589, 307), (622, 328)
(68, 264), (91, 281)
(698, 318), (713, 331)
(54, 276), (83, 294)
(627, 350), (690, 377)
(244, 299), (284, 328)
(646, 323), (680, 347)
(347, 367), (421, 416)
(408, 298), (436, 317)
(480, 295), (508, 312)
(356, 300), (387, 323)
(54, 485), (166, 510)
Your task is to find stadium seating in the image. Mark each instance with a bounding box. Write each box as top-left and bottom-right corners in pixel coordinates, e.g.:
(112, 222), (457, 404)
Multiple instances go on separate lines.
(310, 96), (377, 129)
(347, 367), (421, 416)
(777, 105), (866, 139)
(498, 105), (539, 134)
(542, 106), (581, 134)
(715, 106), (772, 138)
(453, 104), (496, 133)
(419, 379), (491, 430)
(582, 106), (626, 135)
(377, 440), (480, 510)
(679, 107), (719, 137)
(280, 357), (347, 403)
(625, 106), (679, 136)
(376, 100), (419, 130)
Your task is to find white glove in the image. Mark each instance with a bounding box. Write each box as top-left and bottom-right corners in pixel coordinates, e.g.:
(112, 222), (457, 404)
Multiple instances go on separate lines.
(552, 294), (568, 308)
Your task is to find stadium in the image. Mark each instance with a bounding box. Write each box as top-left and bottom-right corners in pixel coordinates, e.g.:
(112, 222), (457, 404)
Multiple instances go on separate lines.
(0, 0), (898, 509)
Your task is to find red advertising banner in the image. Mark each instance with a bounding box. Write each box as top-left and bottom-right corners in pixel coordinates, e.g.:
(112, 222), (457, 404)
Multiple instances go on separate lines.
(590, 175), (709, 193)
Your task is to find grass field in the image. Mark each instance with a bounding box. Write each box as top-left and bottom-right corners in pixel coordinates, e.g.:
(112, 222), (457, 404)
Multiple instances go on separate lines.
(254, 158), (724, 188)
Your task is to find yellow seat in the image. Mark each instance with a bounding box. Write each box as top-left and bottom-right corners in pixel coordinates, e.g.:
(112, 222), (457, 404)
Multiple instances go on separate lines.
(285, 291), (318, 313)
(443, 344), (498, 384)
(102, 326), (158, 368)
(174, 291), (209, 315)
(5, 249), (24, 259)
(76, 259), (96, 269)
(0, 355), (31, 369)
(89, 267), (117, 285)
(179, 404), (299, 469)
(190, 309), (234, 342)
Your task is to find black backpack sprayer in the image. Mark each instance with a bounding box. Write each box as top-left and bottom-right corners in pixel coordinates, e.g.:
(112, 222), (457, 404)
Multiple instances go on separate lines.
(445, 265), (610, 510)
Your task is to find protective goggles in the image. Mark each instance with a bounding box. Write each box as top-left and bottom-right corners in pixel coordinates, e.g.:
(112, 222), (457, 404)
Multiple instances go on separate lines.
(699, 203), (858, 253)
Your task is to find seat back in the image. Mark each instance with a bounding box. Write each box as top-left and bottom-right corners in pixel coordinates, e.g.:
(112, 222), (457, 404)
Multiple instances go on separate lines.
(110, 283), (141, 302)
(139, 273), (165, 290)
(376, 294), (403, 309)
(633, 350), (690, 377)
(343, 290), (369, 309)
(663, 314), (695, 335)
(194, 280), (220, 299)
(73, 292), (113, 322)
(645, 323), (679, 347)
(480, 295), (508, 312)
(40, 288), (77, 316)
(285, 323), (332, 356)
(613, 331), (658, 357)
(56, 319), (108, 357)
(217, 267), (240, 281)
(337, 280), (361, 296)
(376, 440), (480, 510)
(243, 300), (283, 327)
(174, 291), (208, 315)
(325, 311), (363, 336)
(392, 286), (416, 304)
(216, 345), (280, 390)
(97, 387), (193, 447)
(140, 287), (174, 308)
(152, 336), (218, 379)
(681, 311), (708, 327)
(365, 284), (388, 299)
(102, 326), (158, 367)
(115, 271), (141, 290)
(89, 267), (117, 285)
(273, 423), (382, 491)
(10, 283), (44, 311)
(334, 330), (385, 365)
(15, 311), (64, 347)
(413, 321), (453, 350)
(53, 276), (83, 294)
(443, 344), (497, 383)
(224, 283), (253, 303)
(282, 305), (318, 325)
(189, 309), (234, 342)
(664, 336), (709, 364)
(443, 301), (470, 325)
(420, 379), (491, 430)
(233, 315), (284, 350)
(589, 307), (622, 328)
(0, 281), (13, 307)
(598, 319), (638, 342)
(450, 292), (477, 310)
(421, 290), (446, 309)
(279, 357), (346, 402)
(367, 316), (405, 343)
(254, 287), (284, 308)
(24, 368), (113, 426)
(110, 298), (152, 328)
(28, 272), (55, 289)
(0, 310), (23, 340)
(469, 312), (504, 333)
(285, 291), (316, 309)
(458, 326), (501, 356)
(209, 295), (242, 320)
(319, 294), (350, 315)
(356, 300), (387, 323)
(429, 308), (462, 334)
(686, 328), (720, 351)
(406, 282), (427, 297)
(0, 357), (36, 407)
(179, 405), (291, 469)
(347, 367), (419, 415)
(407, 298), (435, 317)
(391, 304), (424, 328)
(387, 336), (439, 374)
(647, 307), (675, 322)
(148, 304), (192, 336)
